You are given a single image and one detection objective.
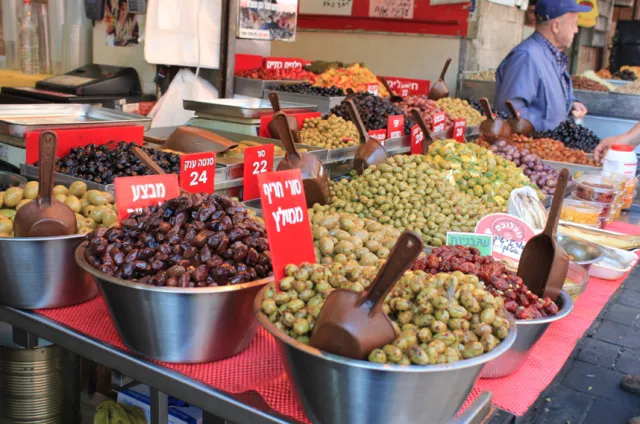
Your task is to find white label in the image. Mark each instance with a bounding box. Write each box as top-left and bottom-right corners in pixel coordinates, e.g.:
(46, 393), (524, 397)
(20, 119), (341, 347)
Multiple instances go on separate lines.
(300, 0), (354, 16)
(369, 0), (414, 19)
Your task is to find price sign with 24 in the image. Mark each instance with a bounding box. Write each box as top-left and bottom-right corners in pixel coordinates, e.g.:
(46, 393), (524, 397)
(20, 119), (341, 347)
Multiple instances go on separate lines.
(180, 152), (216, 194)
(243, 144), (275, 201)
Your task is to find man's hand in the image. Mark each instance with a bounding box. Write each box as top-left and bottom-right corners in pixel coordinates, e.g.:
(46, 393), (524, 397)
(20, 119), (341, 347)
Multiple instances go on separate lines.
(594, 135), (626, 162)
(571, 102), (588, 118)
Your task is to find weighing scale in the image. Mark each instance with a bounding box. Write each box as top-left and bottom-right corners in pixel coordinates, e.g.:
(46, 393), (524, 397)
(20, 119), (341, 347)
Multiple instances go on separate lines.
(0, 64), (151, 108)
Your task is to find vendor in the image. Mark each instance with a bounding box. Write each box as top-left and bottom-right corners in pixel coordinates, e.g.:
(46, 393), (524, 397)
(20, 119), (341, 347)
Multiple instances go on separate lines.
(495, 0), (592, 132)
(594, 123), (640, 161)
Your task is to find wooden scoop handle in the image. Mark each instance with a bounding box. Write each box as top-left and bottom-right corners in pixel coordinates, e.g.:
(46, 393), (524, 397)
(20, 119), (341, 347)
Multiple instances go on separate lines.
(410, 109), (435, 152)
(439, 58), (452, 81)
(274, 112), (301, 163)
(358, 231), (424, 314)
(505, 101), (519, 120)
(345, 99), (369, 145)
(132, 146), (167, 175)
(480, 98), (495, 122)
(268, 92), (282, 113)
(379, 77), (396, 98)
(544, 168), (570, 237)
(38, 131), (58, 206)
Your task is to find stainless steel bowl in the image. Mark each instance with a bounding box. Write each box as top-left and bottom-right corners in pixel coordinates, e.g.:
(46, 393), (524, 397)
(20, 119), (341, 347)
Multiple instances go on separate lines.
(481, 290), (573, 379)
(0, 170), (27, 190)
(76, 243), (271, 364)
(0, 235), (98, 309)
(557, 234), (602, 267)
(254, 286), (517, 424)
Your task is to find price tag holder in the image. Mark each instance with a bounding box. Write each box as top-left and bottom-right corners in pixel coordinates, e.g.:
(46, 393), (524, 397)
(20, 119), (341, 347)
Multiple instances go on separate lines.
(475, 213), (536, 261)
(410, 124), (424, 155)
(453, 119), (467, 143)
(179, 152), (216, 194)
(258, 169), (316, 287)
(432, 112), (446, 133)
(367, 83), (379, 96)
(114, 174), (181, 220)
(368, 129), (387, 144)
(386, 115), (404, 139)
(446, 232), (494, 256)
(243, 144), (275, 201)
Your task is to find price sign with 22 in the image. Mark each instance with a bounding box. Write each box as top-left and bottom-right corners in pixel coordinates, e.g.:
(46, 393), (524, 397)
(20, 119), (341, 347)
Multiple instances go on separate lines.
(179, 152), (216, 194)
(243, 144), (275, 201)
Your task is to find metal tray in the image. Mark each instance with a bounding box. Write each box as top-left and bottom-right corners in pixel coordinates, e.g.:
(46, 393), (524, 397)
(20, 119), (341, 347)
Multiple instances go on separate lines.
(234, 77), (305, 98)
(183, 99), (318, 119)
(0, 104), (151, 137)
(263, 90), (346, 114)
(542, 158), (601, 176)
(574, 90), (640, 120)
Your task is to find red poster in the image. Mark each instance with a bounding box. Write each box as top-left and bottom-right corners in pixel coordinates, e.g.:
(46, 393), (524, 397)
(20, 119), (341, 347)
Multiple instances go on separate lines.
(262, 57), (309, 70)
(243, 144), (275, 201)
(386, 115), (404, 139)
(381, 77), (430, 96)
(258, 169), (316, 288)
(368, 129), (387, 144)
(367, 83), (379, 96)
(114, 174), (181, 221)
(453, 119), (467, 143)
(432, 112), (446, 133)
(179, 152), (216, 194)
(411, 124), (424, 155)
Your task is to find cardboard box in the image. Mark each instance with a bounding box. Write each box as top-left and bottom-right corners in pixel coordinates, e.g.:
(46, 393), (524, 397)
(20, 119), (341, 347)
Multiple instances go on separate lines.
(117, 384), (203, 424)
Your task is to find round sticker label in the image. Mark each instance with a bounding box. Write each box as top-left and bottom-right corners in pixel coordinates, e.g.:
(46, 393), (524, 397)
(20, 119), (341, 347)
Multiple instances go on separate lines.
(475, 213), (536, 261)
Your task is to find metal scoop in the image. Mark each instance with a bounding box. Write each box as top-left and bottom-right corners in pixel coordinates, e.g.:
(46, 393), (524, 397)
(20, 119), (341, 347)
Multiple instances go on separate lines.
(505, 100), (535, 137)
(309, 231), (424, 360)
(164, 126), (238, 154)
(479, 98), (512, 145)
(428, 58), (452, 101)
(268, 92), (302, 144)
(410, 108), (437, 155)
(14, 131), (77, 238)
(517, 168), (571, 303)
(345, 99), (389, 175)
(274, 112), (331, 208)
(379, 77), (403, 103)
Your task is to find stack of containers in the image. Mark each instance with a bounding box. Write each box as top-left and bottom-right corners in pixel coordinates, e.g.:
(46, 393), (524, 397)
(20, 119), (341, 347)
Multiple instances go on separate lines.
(571, 173), (623, 228)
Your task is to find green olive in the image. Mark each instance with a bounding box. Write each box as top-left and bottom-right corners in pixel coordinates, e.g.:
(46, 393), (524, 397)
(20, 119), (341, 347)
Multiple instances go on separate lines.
(0, 219), (13, 234)
(87, 191), (107, 206)
(15, 199), (32, 211)
(54, 194), (67, 204)
(23, 181), (39, 199)
(53, 185), (68, 196)
(64, 195), (82, 213)
(69, 181), (87, 197)
(368, 348), (387, 364)
(102, 211), (118, 227)
(3, 187), (23, 208)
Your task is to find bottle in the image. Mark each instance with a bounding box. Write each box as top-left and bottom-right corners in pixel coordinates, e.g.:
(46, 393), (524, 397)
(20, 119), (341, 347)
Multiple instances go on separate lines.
(19, 0), (40, 74)
(603, 145), (638, 177)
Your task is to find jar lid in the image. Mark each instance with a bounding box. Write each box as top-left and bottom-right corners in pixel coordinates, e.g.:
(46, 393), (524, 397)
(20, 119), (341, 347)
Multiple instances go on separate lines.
(612, 145), (635, 152)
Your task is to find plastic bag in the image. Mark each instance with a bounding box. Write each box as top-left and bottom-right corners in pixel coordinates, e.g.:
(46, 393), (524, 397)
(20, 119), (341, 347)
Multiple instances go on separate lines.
(148, 68), (218, 129)
(508, 186), (548, 230)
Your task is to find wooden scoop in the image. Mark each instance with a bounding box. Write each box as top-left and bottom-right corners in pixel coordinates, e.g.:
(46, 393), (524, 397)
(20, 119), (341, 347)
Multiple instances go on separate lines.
(410, 109), (437, 155)
(132, 146), (169, 175)
(164, 126), (238, 154)
(517, 168), (571, 303)
(268, 92), (301, 144)
(505, 100), (535, 137)
(345, 99), (389, 175)
(309, 231), (424, 359)
(379, 77), (403, 103)
(14, 131), (77, 238)
(274, 112), (331, 207)
(479, 98), (512, 145)
(428, 58), (452, 101)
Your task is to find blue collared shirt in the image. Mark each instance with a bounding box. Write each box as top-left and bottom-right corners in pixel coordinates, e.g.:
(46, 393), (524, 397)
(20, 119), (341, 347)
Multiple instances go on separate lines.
(536, 33), (572, 110)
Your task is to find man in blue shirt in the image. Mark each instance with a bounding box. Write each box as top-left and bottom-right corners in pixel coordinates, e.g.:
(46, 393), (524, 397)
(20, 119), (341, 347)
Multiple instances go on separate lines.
(495, 0), (592, 132)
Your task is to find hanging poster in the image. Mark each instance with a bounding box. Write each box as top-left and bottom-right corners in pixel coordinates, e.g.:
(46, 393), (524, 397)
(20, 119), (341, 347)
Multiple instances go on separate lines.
(104, 0), (143, 47)
(369, 0), (414, 18)
(299, 0), (354, 16)
(238, 0), (298, 41)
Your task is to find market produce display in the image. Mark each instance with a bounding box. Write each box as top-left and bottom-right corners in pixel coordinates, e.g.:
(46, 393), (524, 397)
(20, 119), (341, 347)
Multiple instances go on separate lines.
(323, 155), (493, 247)
(50, 142), (181, 185)
(621, 66), (640, 79)
(261, 262), (512, 364)
(0, 181), (117, 237)
(305, 60), (363, 74)
(508, 135), (601, 166)
(83, 193), (272, 286)
(596, 69), (612, 79)
(299, 115), (359, 149)
(396, 96), (453, 132)
(309, 209), (400, 266)
(612, 70), (637, 81)
(615, 80), (640, 95)
(465, 70), (496, 81)
(275, 83), (345, 97)
(466, 98), (510, 120)
(571, 76), (609, 92)
(313, 64), (388, 97)
(536, 120), (601, 152)
(217, 141), (286, 160)
(235, 67), (316, 82)
(412, 245), (560, 319)
(330, 92), (412, 135)
(436, 98), (484, 126)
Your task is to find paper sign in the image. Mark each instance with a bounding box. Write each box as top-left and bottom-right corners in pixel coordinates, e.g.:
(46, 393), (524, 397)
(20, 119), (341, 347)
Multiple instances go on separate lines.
(453, 119), (466, 142)
(446, 232), (494, 256)
(114, 174), (181, 221)
(410, 124), (424, 155)
(299, 0), (354, 16)
(258, 169), (316, 287)
(386, 115), (404, 139)
(369, 0), (414, 19)
(263, 57), (307, 70)
(368, 129), (387, 144)
(367, 83), (379, 96)
(243, 144), (275, 201)
(432, 112), (446, 133)
(382, 77), (430, 96)
(475, 213), (536, 261)
(179, 152), (216, 194)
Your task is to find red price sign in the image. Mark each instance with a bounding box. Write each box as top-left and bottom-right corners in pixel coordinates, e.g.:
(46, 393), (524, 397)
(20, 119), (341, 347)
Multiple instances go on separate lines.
(179, 152), (216, 194)
(432, 112), (446, 133)
(262, 57), (307, 70)
(453, 119), (467, 142)
(114, 174), (181, 220)
(368, 129), (387, 144)
(243, 144), (275, 201)
(410, 124), (424, 155)
(258, 169), (316, 286)
(382, 77), (430, 96)
(367, 83), (379, 96)
(386, 115), (404, 139)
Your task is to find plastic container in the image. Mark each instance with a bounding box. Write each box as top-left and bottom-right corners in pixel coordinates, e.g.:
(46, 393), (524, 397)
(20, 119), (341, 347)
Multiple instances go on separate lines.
(563, 262), (589, 300)
(560, 198), (603, 226)
(570, 193), (614, 228)
(574, 173), (622, 204)
(18, 0), (40, 74)
(603, 144), (638, 177)
(623, 196), (634, 209)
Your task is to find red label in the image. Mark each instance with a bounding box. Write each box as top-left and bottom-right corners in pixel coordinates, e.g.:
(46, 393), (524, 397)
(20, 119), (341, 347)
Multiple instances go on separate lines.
(368, 129), (387, 144)
(179, 152), (216, 194)
(114, 174), (181, 220)
(367, 83), (379, 96)
(453, 119), (467, 142)
(258, 169), (316, 287)
(386, 115), (404, 139)
(475, 213), (536, 262)
(243, 144), (275, 201)
(410, 124), (424, 155)
(432, 112), (446, 133)
(262, 57), (309, 70)
(382, 77), (430, 96)
(259, 112), (322, 139)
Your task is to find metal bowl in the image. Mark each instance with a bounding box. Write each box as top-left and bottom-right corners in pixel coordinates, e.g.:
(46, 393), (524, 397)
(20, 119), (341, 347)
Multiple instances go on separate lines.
(254, 285), (517, 424)
(481, 290), (573, 379)
(76, 243), (271, 364)
(557, 233), (602, 267)
(563, 262), (589, 300)
(0, 170), (27, 190)
(0, 234), (98, 309)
